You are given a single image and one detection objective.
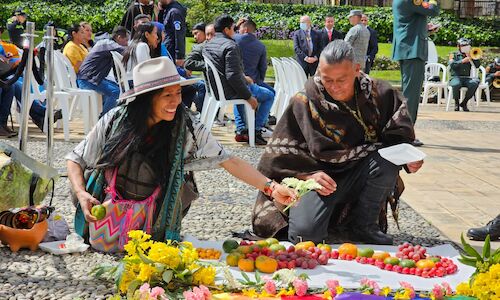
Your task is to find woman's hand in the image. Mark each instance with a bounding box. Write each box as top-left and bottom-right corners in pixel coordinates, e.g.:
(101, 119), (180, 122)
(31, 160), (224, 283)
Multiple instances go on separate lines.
(300, 171), (337, 196)
(76, 190), (100, 223)
(271, 183), (297, 206)
(407, 160), (424, 173)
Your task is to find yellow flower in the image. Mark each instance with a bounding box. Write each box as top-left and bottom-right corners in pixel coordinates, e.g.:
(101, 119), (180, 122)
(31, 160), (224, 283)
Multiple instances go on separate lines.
(381, 287), (391, 297)
(192, 265), (216, 286)
(336, 286), (344, 295)
(394, 290), (412, 299)
(118, 264), (137, 294)
(181, 246), (199, 266)
(137, 263), (157, 282)
(148, 243), (181, 269)
(128, 230), (151, 242)
(242, 288), (258, 298)
(323, 290), (332, 300)
(456, 282), (473, 295)
(276, 288), (295, 296)
(181, 241), (194, 249)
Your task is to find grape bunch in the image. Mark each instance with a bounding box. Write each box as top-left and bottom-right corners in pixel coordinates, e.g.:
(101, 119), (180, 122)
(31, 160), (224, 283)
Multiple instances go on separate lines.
(396, 242), (427, 261)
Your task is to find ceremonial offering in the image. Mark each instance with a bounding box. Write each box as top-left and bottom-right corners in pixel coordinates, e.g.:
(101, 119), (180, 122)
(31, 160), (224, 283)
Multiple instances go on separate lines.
(378, 143), (426, 166)
(281, 178), (322, 211)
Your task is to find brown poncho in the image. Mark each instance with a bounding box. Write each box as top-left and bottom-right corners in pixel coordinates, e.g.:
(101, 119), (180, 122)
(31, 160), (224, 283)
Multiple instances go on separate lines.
(252, 74), (415, 238)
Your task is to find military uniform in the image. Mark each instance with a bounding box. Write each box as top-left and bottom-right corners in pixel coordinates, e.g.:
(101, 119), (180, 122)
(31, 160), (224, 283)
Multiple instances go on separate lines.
(392, 0), (439, 124)
(448, 51), (480, 110)
(160, 0), (187, 61)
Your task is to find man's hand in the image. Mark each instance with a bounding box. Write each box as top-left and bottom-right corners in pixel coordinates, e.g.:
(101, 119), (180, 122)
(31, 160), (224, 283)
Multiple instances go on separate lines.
(495, 71), (500, 77)
(247, 96), (258, 110)
(406, 160), (424, 173)
(76, 190), (100, 223)
(299, 171), (337, 196)
(245, 76), (254, 85)
(462, 57), (470, 64)
(175, 59), (185, 67)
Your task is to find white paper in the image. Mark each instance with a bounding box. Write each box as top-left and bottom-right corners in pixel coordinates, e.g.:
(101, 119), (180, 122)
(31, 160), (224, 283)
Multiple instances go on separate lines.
(184, 236), (474, 291)
(378, 143), (426, 166)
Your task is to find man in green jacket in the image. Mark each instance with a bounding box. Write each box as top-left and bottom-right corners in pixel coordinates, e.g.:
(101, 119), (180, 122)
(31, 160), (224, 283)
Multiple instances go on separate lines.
(448, 38), (481, 111)
(392, 0), (439, 146)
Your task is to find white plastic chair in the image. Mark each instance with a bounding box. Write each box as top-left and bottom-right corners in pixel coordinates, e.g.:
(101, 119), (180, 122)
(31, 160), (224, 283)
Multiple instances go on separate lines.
(446, 66), (479, 111)
(203, 55), (255, 147)
(199, 74), (215, 126)
(110, 51), (130, 95)
(476, 66), (491, 105)
(270, 58), (285, 119)
(427, 40), (439, 64)
(53, 51), (100, 133)
(271, 58), (291, 121)
(422, 63), (448, 105)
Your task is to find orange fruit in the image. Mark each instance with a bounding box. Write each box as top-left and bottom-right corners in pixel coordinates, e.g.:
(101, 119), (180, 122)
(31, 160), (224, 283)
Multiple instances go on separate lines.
(295, 241), (315, 250)
(255, 255), (278, 273)
(372, 251), (391, 261)
(416, 259), (436, 270)
(237, 245), (252, 254)
(238, 258), (255, 272)
(338, 243), (358, 257)
(226, 253), (243, 267)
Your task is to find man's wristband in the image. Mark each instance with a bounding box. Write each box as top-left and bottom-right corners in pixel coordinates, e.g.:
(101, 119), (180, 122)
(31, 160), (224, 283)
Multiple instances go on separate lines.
(263, 180), (276, 197)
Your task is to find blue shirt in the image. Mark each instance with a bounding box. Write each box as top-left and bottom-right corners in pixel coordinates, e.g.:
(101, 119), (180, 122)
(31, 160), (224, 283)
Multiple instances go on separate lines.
(234, 33), (267, 84)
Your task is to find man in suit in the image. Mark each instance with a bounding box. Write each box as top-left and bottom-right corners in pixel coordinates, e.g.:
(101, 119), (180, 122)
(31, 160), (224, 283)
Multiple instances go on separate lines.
(392, 0), (439, 146)
(293, 15), (321, 77)
(361, 14), (378, 75)
(319, 16), (344, 53)
(344, 10), (370, 70)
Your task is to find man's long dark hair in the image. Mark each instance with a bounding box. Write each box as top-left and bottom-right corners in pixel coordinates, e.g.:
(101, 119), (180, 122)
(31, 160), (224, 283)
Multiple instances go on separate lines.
(96, 89), (183, 186)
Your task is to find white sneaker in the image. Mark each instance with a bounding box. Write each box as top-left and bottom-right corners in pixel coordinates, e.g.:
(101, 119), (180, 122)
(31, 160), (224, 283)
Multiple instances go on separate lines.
(260, 127), (273, 138)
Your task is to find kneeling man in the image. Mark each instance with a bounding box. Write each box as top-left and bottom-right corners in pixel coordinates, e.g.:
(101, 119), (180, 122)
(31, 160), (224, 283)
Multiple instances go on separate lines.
(252, 40), (423, 245)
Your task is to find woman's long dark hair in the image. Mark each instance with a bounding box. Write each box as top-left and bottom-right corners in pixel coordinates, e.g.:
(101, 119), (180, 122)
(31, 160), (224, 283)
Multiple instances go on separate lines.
(61, 23), (82, 50)
(122, 22), (156, 68)
(96, 89), (184, 186)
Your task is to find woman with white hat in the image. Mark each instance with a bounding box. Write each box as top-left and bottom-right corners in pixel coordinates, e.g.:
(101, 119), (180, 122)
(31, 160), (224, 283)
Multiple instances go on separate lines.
(66, 57), (295, 251)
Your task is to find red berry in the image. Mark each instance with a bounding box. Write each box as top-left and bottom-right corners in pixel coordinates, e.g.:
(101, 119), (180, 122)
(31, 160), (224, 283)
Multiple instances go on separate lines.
(415, 269), (422, 276)
(384, 264), (393, 271)
(288, 246), (295, 252)
(359, 257), (367, 264)
(346, 255), (353, 261)
(422, 271), (429, 278)
(331, 251), (339, 259)
(402, 267), (410, 274)
(355, 256), (361, 262)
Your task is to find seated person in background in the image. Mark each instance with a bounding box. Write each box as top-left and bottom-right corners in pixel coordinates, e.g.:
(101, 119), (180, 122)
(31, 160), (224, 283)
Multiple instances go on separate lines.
(203, 15), (274, 145)
(485, 57), (500, 86)
(77, 26), (129, 117)
(122, 22), (159, 85)
(183, 22), (208, 112)
(63, 24), (89, 73)
(80, 22), (94, 50)
(252, 40), (422, 245)
(448, 38), (481, 112)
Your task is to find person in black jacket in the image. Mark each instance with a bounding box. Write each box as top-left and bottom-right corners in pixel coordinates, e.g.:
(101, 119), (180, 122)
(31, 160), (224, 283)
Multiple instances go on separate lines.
(158, 0), (187, 67)
(120, 0), (155, 37)
(361, 14), (378, 74)
(203, 15), (274, 146)
(7, 9), (27, 49)
(318, 16), (344, 53)
(293, 15), (322, 77)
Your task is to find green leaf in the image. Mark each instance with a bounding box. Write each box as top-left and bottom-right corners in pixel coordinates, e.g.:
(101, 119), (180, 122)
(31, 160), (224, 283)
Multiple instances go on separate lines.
(162, 270), (173, 283)
(241, 272), (251, 283)
(126, 279), (142, 299)
(255, 270), (261, 283)
(154, 263), (165, 273)
(461, 233), (483, 262)
(482, 235), (491, 258)
(114, 262), (125, 290)
(137, 248), (155, 264)
(458, 255), (478, 267)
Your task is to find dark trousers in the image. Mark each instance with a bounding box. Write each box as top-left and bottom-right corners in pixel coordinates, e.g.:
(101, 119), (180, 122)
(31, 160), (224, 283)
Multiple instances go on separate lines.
(400, 58), (425, 124)
(287, 152), (400, 244)
(298, 60), (318, 77)
(449, 77), (479, 104)
(364, 58), (374, 75)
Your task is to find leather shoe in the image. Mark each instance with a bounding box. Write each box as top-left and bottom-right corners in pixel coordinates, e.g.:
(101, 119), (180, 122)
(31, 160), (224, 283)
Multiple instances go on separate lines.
(350, 225), (394, 245)
(467, 215), (500, 241)
(460, 102), (470, 112)
(411, 139), (424, 147)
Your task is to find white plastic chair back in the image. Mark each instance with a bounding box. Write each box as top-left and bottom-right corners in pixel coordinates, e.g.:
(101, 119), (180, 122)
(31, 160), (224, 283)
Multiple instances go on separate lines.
(427, 40), (438, 63)
(110, 51), (130, 95)
(476, 66), (491, 104)
(422, 63), (447, 105)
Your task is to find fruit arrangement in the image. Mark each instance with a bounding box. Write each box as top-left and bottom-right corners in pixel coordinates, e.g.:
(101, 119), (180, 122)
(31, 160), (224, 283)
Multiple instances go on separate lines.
(331, 242), (458, 278)
(196, 248), (221, 260)
(223, 239), (329, 273)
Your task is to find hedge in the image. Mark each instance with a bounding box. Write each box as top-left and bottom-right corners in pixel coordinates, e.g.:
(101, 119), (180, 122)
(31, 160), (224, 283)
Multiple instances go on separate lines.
(1, 0), (498, 46)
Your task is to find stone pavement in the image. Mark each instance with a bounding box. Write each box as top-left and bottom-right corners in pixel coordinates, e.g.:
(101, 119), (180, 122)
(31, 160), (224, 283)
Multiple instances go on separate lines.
(402, 101), (500, 249)
(6, 101), (499, 250)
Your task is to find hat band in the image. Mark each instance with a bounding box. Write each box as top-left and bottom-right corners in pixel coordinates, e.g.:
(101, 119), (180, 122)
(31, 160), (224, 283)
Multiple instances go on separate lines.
(123, 74), (181, 97)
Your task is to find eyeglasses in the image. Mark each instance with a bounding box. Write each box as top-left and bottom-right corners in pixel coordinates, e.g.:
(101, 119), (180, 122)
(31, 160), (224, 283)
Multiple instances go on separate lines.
(0, 206), (54, 229)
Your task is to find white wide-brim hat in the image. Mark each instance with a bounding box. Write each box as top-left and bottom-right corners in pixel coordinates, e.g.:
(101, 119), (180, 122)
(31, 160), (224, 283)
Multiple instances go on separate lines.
(118, 56), (199, 102)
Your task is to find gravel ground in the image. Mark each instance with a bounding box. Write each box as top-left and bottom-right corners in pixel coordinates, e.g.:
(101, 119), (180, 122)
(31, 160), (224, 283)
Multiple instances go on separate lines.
(0, 136), (451, 299)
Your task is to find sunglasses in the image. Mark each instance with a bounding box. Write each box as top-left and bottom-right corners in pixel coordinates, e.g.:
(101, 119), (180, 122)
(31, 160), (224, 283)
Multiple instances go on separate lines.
(0, 206), (54, 230)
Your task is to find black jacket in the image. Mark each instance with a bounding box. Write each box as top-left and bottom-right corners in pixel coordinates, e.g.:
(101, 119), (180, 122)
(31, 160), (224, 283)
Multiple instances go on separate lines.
(7, 19), (26, 49)
(184, 42), (205, 72)
(318, 27), (344, 52)
(120, 1), (155, 37)
(366, 26), (379, 61)
(293, 29), (321, 68)
(160, 1), (187, 60)
(202, 33), (252, 101)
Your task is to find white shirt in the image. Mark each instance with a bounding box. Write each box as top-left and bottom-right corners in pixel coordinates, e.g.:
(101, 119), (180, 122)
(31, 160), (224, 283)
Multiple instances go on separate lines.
(126, 42), (151, 81)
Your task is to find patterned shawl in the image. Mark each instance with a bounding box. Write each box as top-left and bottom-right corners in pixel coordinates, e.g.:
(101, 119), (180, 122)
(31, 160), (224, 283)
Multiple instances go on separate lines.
(75, 106), (187, 243)
(252, 73), (415, 238)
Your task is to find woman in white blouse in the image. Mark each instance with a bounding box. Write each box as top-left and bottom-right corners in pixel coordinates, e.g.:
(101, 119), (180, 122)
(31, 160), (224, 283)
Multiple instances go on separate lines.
(122, 22), (159, 84)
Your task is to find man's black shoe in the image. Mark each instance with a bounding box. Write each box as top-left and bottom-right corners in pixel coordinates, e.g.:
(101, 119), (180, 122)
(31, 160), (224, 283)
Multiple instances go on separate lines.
(255, 131), (268, 146)
(460, 101), (470, 112)
(54, 109), (63, 122)
(467, 215), (500, 241)
(411, 139), (424, 147)
(350, 225), (394, 245)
